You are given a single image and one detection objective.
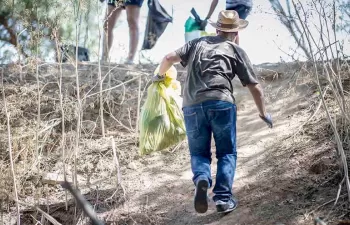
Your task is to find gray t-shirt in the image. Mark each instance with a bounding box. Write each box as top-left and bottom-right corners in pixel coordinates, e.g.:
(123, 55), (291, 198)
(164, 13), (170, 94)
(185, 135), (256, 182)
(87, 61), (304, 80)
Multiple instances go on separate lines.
(175, 35), (258, 107)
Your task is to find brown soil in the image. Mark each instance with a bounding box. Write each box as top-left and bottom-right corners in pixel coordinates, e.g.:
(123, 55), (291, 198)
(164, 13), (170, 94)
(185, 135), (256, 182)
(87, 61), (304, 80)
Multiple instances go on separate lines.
(0, 62), (349, 225)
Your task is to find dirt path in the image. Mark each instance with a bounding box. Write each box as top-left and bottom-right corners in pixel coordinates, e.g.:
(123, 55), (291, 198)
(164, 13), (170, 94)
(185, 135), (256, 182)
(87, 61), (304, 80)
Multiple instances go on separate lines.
(1, 64), (343, 225)
(104, 75), (317, 225)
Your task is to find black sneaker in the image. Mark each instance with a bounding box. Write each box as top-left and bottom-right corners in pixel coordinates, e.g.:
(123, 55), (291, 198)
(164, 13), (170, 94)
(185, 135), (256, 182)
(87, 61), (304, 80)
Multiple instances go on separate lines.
(215, 198), (237, 213)
(194, 180), (209, 213)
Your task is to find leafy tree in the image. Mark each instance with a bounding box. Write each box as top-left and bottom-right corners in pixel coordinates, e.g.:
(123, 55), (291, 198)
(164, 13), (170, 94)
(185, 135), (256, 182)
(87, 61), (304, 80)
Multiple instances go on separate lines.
(0, 0), (101, 61)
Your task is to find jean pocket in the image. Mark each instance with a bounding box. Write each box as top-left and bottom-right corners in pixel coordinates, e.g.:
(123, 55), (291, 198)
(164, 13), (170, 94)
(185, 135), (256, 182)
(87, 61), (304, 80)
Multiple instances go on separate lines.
(183, 112), (199, 133)
(208, 107), (233, 129)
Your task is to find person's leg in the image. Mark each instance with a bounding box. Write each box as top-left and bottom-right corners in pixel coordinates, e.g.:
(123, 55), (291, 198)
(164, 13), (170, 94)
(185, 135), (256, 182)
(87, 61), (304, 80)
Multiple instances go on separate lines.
(206, 101), (237, 212)
(227, 5), (252, 45)
(103, 1), (123, 60)
(125, 0), (143, 63)
(183, 103), (212, 213)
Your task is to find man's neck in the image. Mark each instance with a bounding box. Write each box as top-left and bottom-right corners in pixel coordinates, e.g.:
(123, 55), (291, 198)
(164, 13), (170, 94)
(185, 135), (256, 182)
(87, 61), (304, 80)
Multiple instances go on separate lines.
(218, 34), (234, 42)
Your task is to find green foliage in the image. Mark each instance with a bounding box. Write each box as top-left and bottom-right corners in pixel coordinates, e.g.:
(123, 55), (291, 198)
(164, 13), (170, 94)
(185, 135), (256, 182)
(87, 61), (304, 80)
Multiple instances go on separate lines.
(0, 0), (103, 61)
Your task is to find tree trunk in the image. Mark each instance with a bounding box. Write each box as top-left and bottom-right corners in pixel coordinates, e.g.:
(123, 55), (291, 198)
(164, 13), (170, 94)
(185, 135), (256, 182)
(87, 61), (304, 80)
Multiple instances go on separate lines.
(0, 15), (17, 47)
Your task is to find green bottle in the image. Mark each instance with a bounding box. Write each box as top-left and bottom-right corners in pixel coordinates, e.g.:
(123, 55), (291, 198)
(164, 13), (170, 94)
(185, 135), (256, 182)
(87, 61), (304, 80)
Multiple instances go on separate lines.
(184, 16), (201, 32)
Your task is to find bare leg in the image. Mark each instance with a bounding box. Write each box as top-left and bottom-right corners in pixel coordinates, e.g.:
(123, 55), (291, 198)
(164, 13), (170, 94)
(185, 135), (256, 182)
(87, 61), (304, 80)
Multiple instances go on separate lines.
(103, 5), (122, 60)
(126, 5), (141, 62)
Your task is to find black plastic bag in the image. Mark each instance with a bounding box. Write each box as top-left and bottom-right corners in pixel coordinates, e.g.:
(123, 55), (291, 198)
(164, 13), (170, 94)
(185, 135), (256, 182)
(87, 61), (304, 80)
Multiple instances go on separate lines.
(142, 0), (173, 50)
(56, 45), (90, 63)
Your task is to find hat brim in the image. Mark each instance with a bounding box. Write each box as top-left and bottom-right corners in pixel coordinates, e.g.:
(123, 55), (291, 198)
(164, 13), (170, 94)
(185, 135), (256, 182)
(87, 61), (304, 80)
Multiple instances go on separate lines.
(208, 19), (249, 32)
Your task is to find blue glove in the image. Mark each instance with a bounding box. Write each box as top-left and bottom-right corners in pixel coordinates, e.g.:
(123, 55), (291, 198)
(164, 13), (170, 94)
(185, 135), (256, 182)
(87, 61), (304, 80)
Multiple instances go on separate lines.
(259, 113), (273, 128)
(151, 73), (165, 83)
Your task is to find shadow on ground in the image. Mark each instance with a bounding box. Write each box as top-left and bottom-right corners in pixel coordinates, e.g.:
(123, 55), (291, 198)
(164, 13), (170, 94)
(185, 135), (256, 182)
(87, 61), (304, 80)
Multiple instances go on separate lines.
(20, 187), (125, 225)
(16, 68), (349, 225)
(123, 125), (345, 225)
(108, 76), (348, 225)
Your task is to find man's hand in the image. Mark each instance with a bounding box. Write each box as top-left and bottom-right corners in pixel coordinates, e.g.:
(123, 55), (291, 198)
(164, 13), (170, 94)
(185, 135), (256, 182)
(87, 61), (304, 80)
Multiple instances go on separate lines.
(259, 113), (273, 128)
(200, 19), (208, 31)
(151, 73), (165, 83)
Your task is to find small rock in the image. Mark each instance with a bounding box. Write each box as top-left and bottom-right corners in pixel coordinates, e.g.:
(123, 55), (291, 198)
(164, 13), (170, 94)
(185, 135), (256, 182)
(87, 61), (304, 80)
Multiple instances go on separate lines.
(42, 172), (65, 185)
(42, 172), (85, 185)
(127, 161), (138, 170)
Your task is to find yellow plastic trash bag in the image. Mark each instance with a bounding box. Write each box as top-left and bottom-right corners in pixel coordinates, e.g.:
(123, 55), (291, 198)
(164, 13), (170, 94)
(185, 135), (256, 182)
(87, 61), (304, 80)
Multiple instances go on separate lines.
(139, 65), (186, 155)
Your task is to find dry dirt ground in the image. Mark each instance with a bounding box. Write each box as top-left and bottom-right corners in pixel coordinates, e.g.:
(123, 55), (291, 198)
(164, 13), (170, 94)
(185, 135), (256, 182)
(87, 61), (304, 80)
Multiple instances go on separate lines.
(0, 63), (348, 225)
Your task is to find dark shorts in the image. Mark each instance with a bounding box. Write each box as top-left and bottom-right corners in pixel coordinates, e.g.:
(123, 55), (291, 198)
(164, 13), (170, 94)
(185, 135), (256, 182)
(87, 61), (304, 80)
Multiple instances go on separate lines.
(108, 0), (144, 8)
(226, 4), (251, 19)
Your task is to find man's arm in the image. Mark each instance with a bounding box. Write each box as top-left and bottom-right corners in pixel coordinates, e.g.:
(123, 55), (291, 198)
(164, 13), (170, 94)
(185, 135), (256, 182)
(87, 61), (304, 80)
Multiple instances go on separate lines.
(152, 52), (182, 82)
(154, 39), (196, 81)
(233, 45), (273, 128)
(205, 0), (219, 20)
(158, 52), (182, 76)
(247, 83), (266, 117)
(200, 0), (218, 30)
(234, 46), (266, 117)
(247, 83), (273, 128)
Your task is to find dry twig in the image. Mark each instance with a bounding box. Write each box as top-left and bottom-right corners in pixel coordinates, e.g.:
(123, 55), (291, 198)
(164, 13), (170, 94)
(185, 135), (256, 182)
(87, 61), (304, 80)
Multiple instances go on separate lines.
(54, 35), (69, 210)
(97, 3), (105, 137)
(86, 75), (141, 98)
(2, 191), (63, 225)
(110, 137), (126, 198)
(135, 76), (142, 133)
(1, 67), (20, 224)
(292, 0), (350, 202)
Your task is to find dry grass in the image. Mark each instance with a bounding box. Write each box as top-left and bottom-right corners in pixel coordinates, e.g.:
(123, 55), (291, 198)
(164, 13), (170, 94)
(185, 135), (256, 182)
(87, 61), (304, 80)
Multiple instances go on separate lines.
(0, 63), (157, 224)
(0, 60), (349, 225)
(0, 0), (347, 224)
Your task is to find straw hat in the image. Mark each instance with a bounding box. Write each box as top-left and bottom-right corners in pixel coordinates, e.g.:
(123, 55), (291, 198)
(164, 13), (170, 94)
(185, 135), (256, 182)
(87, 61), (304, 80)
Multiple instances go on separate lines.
(209, 10), (249, 32)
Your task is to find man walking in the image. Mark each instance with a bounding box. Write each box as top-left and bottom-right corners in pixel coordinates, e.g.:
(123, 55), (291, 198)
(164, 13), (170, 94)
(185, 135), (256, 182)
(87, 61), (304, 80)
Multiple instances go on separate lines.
(103, 0), (144, 64)
(202, 0), (252, 45)
(153, 10), (273, 214)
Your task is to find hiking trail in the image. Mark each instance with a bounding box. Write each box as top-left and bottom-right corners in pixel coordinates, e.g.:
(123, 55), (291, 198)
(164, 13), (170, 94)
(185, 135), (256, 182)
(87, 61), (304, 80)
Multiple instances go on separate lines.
(101, 67), (328, 225)
(2, 64), (341, 225)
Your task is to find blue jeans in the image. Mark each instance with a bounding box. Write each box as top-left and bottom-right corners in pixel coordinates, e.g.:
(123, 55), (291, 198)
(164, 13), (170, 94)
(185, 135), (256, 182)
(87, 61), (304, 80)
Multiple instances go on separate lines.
(183, 100), (237, 202)
(227, 5), (252, 19)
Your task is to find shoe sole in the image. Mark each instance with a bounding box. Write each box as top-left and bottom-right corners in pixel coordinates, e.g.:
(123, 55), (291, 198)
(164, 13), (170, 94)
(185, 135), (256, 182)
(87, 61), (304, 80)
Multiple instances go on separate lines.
(194, 180), (209, 214)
